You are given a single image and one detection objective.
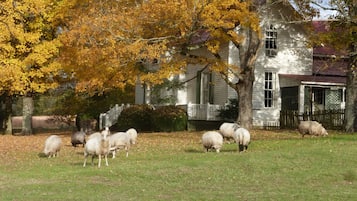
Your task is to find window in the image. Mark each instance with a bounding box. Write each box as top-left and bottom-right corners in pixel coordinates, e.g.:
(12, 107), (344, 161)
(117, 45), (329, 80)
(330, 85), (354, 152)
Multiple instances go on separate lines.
(264, 72), (274, 107)
(265, 24), (277, 57)
(313, 88), (324, 105)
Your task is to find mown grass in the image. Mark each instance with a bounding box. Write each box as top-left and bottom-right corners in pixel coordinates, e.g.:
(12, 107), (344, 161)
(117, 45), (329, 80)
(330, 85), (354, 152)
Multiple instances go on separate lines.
(0, 130), (357, 201)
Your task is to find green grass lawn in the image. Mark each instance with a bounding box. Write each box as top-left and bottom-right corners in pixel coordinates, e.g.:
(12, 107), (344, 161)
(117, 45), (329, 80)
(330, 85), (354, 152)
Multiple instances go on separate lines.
(0, 130), (356, 200)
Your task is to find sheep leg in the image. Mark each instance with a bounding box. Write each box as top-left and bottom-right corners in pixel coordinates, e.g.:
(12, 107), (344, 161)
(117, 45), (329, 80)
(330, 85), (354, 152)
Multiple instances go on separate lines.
(125, 147), (129, 157)
(112, 149), (116, 159)
(104, 154), (108, 166)
(83, 156), (87, 167)
(98, 155), (102, 168)
(91, 155), (94, 166)
(238, 144), (244, 152)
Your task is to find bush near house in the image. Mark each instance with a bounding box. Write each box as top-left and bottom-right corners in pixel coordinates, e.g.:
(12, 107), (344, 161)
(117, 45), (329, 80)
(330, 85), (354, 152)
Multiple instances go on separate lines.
(218, 99), (239, 121)
(115, 105), (154, 131)
(114, 105), (188, 132)
(152, 106), (187, 132)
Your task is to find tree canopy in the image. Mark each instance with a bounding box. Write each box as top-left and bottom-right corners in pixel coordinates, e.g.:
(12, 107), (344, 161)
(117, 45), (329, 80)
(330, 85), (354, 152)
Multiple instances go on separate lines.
(0, 0), (64, 96)
(60, 0), (260, 95)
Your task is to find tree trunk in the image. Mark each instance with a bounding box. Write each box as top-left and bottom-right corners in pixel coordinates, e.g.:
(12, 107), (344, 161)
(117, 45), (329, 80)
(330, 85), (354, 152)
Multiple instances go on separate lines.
(233, 28), (261, 130)
(4, 96), (13, 135)
(21, 96), (34, 135)
(344, 53), (357, 132)
(235, 73), (254, 130)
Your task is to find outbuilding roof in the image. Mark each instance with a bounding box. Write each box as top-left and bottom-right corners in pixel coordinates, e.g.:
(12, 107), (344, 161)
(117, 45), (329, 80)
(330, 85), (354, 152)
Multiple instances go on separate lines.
(279, 74), (346, 85)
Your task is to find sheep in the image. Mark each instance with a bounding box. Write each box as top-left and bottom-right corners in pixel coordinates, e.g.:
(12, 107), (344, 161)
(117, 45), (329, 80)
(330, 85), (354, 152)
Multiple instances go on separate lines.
(126, 128), (138, 145)
(233, 127), (251, 152)
(71, 129), (86, 147)
(298, 121), (328, 137)
(219, 122), (240, 143)
(88, 131), (102, 140)
(109, 132), (131, 158)
(201, 131), (224, 153)
(43, 135), (62, 158)
(83, 127), (111, 168)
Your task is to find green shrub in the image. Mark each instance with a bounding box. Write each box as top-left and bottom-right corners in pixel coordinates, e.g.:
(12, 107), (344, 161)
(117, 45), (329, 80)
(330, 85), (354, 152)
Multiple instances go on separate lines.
(151, 105), (187, 132)
(218, 99), (239, 121)
(115, 105), (154, 131)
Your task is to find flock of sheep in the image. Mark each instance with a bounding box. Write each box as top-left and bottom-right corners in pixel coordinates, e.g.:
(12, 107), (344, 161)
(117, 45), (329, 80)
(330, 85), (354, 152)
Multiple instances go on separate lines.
(43, 120), (328, 167)
(202, 120), (328, 153)
(202, 122), (251, 153)
(43, 127), (138, 168)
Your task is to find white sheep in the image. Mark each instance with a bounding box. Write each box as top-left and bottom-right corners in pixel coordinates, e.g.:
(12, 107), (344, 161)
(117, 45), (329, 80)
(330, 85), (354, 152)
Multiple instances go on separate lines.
(233, 127), (251, 152)
(109, 132), (131, 158)
(88, 131), (102, 140)
(219, 122), (240, 143)
(43, 135), (62, 158)
(83, 127), (111, 168)
(71, 129), (86, 147)
(126, 128), (138, 145)
(298, 121), (328, 137)
(201, 131), (224, 153)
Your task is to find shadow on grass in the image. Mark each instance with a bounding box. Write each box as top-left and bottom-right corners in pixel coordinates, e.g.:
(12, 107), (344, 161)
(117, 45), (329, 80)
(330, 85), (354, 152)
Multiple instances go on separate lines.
(184, 148), (238, 153)
(38, 152), (47, 158)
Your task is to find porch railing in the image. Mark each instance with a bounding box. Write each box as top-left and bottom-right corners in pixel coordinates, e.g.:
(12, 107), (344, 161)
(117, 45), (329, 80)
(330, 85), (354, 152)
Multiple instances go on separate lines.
(99, 104), (130, 130)
(185, 103), (226, 121)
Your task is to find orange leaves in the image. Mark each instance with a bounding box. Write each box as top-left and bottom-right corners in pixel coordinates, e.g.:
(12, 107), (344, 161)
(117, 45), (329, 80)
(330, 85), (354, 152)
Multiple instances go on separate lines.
(0, 0), (63, 96)
(59, 0), (262, 93)
(200, 0), (260, 38)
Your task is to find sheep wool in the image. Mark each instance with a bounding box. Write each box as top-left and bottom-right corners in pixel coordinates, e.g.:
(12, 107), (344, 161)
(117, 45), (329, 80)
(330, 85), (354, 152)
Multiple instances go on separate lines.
(43, 135), (62, 158)
(298, 121), (328, 137)
(126, 128), (138, 145)
(83, 127), (111, 168)
(233, 127), (251, 152)
(71, 130), (86, 147)
(88, 132), (102, 140)
(219, 122), (240, 142)
(109, 132), (131, 158)
(201, 131), (224, 153)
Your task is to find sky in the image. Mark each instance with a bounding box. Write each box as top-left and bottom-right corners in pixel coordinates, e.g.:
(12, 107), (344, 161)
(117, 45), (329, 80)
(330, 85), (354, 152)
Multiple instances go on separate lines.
(315, 5), (338, 19)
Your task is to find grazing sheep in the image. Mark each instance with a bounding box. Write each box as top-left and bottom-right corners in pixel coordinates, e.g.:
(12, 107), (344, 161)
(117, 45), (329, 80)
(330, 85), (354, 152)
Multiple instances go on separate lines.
(43, 135), (62, 158)
(83, 127), (111, 168)
(71, 129), (86, 147)
(109, 132), (131, 158)
(298, 121), (328, 137)
(126, 128), (138, 145)
(201, 131), (224, 153)
(88, 131), (102, 140)
(219, 122), (240, 143)
(233, 127), (251, 152)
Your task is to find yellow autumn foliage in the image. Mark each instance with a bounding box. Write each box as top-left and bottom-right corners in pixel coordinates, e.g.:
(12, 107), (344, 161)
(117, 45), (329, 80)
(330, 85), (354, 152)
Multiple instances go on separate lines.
(0, 0), (64, 96)
(60, 0), (261, 94)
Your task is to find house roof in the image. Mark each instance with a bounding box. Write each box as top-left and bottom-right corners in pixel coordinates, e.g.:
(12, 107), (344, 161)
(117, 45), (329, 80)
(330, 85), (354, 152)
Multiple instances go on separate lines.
(312, 21), (348, 56)
(279, 74), (346, 85)
(312, 21), (348, 77)
(313, 59), (348, 76)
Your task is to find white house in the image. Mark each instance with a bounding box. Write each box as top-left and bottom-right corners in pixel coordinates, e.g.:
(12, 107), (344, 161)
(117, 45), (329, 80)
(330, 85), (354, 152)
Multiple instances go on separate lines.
(135, 2), (346, 128)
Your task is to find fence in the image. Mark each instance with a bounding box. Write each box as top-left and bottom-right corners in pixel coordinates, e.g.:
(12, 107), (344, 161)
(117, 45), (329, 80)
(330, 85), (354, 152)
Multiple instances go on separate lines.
(280, 109), (345, 129)
(99, 104), (130, 130)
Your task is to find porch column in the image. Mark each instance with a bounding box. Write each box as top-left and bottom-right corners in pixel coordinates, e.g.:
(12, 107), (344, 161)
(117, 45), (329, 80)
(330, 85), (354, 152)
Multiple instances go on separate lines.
(298, 85), (305, 115)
